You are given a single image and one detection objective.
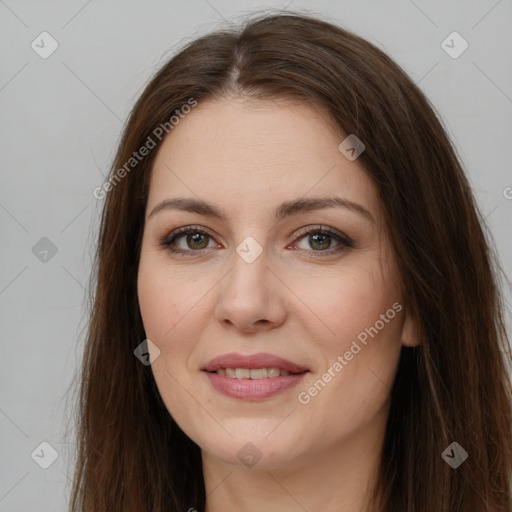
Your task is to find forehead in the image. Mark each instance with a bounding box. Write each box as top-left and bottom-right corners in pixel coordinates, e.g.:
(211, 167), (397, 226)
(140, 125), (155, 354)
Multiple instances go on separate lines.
(148, 96), (379, 218)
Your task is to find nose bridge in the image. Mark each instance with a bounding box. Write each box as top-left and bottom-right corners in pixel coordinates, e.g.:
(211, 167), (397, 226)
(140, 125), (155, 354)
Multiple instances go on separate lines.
(214, 237), (285, 330)
(226, 238), (270, 302)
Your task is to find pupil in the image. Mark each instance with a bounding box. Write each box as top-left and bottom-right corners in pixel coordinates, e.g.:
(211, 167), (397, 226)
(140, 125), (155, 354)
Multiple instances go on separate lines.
(188, 233), (207, 249)
(311, 233), (330, 250)
(184, 233), (332, 251)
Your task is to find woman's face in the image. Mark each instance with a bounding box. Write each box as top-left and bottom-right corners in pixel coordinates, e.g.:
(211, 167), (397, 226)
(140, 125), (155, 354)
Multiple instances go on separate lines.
(137, 96), (416, 470)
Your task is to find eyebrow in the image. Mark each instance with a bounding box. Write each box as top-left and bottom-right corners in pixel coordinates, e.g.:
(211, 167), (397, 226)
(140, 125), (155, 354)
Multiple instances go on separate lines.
(148, 195), (374, 223)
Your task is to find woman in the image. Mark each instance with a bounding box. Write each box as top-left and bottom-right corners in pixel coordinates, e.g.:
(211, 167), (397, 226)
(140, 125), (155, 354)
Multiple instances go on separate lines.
(68, 11), (512, 512)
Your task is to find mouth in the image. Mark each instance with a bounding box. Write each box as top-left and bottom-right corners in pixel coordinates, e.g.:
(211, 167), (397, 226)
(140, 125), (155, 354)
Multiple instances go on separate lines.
(201, 351), (309, 374)
(201, 352), (310, 400)
(205, 367), (306, 379)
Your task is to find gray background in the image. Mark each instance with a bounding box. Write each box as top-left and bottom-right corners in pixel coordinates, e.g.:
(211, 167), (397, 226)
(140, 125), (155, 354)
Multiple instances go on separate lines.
(1, 0), (511, 510)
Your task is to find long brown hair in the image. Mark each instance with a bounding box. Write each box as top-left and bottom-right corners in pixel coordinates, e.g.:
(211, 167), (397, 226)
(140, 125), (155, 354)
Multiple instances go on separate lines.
(66, 10), (512, 511)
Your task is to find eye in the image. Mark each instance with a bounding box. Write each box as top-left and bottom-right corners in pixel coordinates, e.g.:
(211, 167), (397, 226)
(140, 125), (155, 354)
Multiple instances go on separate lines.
(159, 224), (354, 257)
(159, 225), (218, 256)
(290, 225), (354, 256)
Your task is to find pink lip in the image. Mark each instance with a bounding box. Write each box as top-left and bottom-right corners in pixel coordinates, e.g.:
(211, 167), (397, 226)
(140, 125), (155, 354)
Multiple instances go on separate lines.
(204, 371), (308, 400)
(201, 352), (309, 401)
(201, 352), (309, 373)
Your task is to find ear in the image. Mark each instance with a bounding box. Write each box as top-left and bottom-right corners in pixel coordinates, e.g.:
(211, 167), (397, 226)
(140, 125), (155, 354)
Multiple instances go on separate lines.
(400, 305), (420, 347)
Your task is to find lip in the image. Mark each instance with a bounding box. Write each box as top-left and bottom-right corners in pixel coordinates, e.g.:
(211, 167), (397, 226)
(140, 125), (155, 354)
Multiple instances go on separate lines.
(204, 371), (308, 400)
(201, 352), (309, 373)
(201, 352), (310, 401)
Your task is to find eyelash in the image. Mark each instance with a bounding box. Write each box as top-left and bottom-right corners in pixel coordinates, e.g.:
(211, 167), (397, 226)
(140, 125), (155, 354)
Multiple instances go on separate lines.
(158, 224), (354, 257)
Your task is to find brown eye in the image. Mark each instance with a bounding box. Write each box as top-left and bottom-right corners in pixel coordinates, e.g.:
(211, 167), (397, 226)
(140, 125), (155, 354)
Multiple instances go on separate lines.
(159, 226), (218, 255)
(159, 224), (353, 257)
(306, 232), (333, 250)
(292, 226), (354, 255)
(183, 232), (210, 250)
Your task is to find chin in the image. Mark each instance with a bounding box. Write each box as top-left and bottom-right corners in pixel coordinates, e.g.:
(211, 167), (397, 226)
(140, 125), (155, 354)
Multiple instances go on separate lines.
(201, 432), (302, 471)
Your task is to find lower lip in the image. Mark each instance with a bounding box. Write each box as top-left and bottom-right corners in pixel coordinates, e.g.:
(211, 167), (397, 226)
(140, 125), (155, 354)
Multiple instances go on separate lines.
(203, 371), (308, 400)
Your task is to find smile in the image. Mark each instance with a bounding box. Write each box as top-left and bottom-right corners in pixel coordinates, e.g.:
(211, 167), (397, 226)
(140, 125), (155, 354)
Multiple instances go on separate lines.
(203, 369), (308, 400)
(212, 367), (296, 378)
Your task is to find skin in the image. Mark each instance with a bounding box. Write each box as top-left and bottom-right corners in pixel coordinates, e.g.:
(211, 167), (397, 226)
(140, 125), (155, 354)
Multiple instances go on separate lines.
(137, 95), (418, 512)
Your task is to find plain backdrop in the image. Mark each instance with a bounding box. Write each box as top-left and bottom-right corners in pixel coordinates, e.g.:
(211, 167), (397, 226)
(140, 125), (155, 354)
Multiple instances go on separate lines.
(1, 1), (511, 510)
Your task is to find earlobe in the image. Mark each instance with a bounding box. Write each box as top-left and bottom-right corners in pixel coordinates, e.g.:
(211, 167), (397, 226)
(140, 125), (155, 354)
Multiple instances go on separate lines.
(400, 306), (420, 347)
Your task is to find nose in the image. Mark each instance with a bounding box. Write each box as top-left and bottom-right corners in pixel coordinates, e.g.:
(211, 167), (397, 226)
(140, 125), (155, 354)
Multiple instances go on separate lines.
(213, 245), (287, 333)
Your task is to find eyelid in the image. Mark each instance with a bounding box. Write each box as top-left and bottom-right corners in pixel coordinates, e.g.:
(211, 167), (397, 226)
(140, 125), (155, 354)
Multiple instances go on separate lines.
(159, 224), (354, 255)
(159, 225), (217, 248)
(292, 225), (354, 248)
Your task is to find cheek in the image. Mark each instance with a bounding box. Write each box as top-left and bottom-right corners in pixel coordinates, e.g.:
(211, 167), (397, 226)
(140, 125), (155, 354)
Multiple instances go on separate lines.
(137, 268), (200, 426)
(137, 262), (199, 344)
(137, 266), (200, 434)
(295, 261), (403, 403)
(293, 261), (400, 350)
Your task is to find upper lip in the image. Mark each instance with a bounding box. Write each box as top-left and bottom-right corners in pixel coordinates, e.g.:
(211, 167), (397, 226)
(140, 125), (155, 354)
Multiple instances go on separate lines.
(201, 352), (310, 374)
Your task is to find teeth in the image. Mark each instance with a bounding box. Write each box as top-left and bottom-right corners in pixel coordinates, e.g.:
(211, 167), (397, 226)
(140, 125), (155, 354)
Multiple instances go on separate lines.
(250, 368), (268, 379)
(235, 368), (251, 379)
(215, 367), (295, 379)
(268, 367), (280, 378)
